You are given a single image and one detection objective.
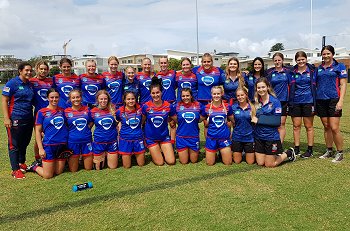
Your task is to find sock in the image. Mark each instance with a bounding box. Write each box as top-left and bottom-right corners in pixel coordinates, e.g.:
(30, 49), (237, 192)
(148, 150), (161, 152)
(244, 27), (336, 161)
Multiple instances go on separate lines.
(294, 146), (300, 154)
(337, 150), (343, 154)
(307, 146), (313, 152)
(327, 147), (333, 151)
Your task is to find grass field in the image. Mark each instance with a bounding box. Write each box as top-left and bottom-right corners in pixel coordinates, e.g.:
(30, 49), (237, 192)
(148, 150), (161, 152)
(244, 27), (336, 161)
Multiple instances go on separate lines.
(0, 85), (350, 230)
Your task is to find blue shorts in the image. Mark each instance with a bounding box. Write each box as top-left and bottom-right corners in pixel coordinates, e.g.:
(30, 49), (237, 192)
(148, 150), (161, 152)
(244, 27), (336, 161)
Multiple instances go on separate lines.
(118, 137), (145, 155)
(43, 144), (67, 162)
(68, 142), (93, 157)
(93, 141), (118, 156)
(205, 137), (231, 152)
(176, 136), (200, 152)
(145, 136), (172, 148)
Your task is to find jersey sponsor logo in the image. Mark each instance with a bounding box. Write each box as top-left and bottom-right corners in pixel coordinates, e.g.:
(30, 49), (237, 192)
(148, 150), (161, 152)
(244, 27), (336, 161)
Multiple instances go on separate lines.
(162, 79), (172, 90)
(72, 118), (87, 131)
(50, 116), (64, 130)
(37, 89), (48, 101)
(182, 112), (195, 124)
(234, 110), (240, 115)
(275, 107), (282, 114)
(150, 116), (164, 128)
(107, 81), (120, 92)
(143, 80), (151, 90)
(61, 86), (73, 97)
(341, 70), (347, 75)
(181, 81), (191, 89)
(126, 117), (140, 129)
(212, 115), (225, 128)
(201, 76), (214, 86)
(33, 82), (39, 87)
(3, 86), (10, 92)
(98, 117), (114, 130)
(85, 84), (99, 95)
(19, 86), (24, 90)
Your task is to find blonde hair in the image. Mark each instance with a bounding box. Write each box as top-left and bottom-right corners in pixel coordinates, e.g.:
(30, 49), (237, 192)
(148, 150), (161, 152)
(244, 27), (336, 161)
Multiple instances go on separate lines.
(225, 57), (245, 88)
(209, 86), (226, 119)
(95, 90), (115, 117)
(34, 60), (49, 78)
(68, 89), (82, 102)
(236, 86), (256, 117)
(85, 59), (96, 67)
(108, 56), (119, 64)
(202, 53), (213, 64)
(254, 77), (276, 107)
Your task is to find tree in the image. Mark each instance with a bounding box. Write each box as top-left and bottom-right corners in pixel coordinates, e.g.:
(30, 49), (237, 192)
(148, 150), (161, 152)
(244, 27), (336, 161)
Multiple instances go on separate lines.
(49, 66), (61, 76)
(27, 56), (43, 67)
(270, 43), (285, 52)
(220, 64), (227, 71)
(168, 58), (182, 71)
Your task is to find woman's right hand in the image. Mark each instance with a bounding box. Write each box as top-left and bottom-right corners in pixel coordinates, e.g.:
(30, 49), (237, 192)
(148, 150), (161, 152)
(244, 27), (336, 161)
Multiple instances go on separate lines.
(251, 116), (258, 124)
(3, 118), (11, 128)
(39, 148), (46, 159)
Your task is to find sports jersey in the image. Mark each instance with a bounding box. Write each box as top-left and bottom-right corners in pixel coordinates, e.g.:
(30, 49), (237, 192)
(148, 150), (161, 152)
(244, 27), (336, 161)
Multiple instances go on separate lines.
(267, 67), (292, 102)
(200, 102), (233, 139)
(116, 105), (143, 140)
(193, 66), (225, 102)
(315, 60), (348, 100)
(102, 71), (124, 106)
(231, 103), (254, 142)
(176, 71), (198, 101)
(173, 101), (202, 138)
(245, 74), (258, 102)
(64, 106), (92, 143)
(2, 76), (34, 120)
(223, 73), (246, 102)
(123, 77), (139, 100)
(156, 70), (176, 102)
(53, 73), (80, 109)
(90, 107), (118, 143)
(137, 72), (155, 104)
(142, 101), (175, 141)
(254, 95), (281, 141)
(29, 77), (53, 113)
(289, 64), (316, 104)
(35, 107), (68, 145)
(80, 73), (105, 105)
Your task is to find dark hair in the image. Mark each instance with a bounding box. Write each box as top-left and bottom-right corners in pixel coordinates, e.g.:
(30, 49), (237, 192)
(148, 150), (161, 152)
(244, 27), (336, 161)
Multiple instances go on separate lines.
(18, 62), (32, 71)
(68, 89), (82, 100)
(150, 76), (163, 92)
(295, 51), (307, 61)
(272, 52), (284, 61)
(47, 88), (59, 97)
(60, 58), (72, 67)
(251, 57), (265, 76)
(181, 57), (192, 66)
(123, 91), (138, 104)
(321, 45), (335, 55)
(181, 88), (194, 102)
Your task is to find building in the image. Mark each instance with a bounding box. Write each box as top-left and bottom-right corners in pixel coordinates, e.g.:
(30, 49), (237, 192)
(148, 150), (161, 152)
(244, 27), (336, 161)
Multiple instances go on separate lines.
(166, 49), (224, 67)
(118, 53), (166, 72)
(0, 55), (22, 82)
(40, 54), (72, 68)
(72, 55), (108, 75)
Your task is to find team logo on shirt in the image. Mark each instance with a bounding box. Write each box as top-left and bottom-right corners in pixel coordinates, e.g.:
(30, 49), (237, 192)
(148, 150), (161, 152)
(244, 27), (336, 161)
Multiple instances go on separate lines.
(201, 76), (214, 86)
(50, 116), (64, 130)
(181, 82), (191, 89)
(82, 78), (87, 82)
(108, 81), (120, 92)
(72, 118), (87, 131)
(234, 110), (240, 115)
(37, 89), (48, 101)
(98, 118), (114, 130)
(162, 79), (172, 90)
(61, 86), (73, 97)
(143, 80), (152, 90)
(151, 116), (164, 128)
(58, 78), (63, 83)
(182, 112), (195, 124)
(85, 84), (99, 95)
(33, 82), (39, 87)
(212, 115), (225, 128)
(3, 86), (10, 92)
(68, 113), (73, 118)
(126, 117), (140, 129)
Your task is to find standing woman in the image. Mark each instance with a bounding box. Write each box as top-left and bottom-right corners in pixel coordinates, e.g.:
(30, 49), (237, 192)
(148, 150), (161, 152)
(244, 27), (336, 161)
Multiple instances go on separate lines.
(223, 57), (246, 105)
(316, 45), (347, 162)
(123, 66), (139, 99)
(267, 52), (292, 143)
(289, 51), (316, 158)
(201, 86), (234, 166)
(137, 58), (155, 105)
(53, 58), (80, 109)
(2, 62), (34, 179)
(64, 89), (93, 171)
(251, 78), (296, 167)
(232, 87), (256, 164)
(176, 57), (197, 101)
(90, 90), (118, 170)
(116, 91), (145, 168)
(246, 57), (266, 102)
(142, 77), (176, 166)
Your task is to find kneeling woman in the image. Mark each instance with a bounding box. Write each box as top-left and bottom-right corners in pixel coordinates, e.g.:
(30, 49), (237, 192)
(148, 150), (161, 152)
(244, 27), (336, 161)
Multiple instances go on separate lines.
(116, 91), (145, 168)
(31, 89), (68, 179)
(142, 77), (175, 166)
(201, 86), (235, 166)
(252, 78), (296, 167)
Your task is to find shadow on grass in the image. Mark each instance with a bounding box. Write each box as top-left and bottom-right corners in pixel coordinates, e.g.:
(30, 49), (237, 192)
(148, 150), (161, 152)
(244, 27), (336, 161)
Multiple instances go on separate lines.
(0, 164), (261, 223)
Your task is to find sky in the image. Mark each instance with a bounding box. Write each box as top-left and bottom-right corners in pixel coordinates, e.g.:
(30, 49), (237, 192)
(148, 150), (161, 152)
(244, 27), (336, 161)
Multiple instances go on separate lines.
(0, 0), (349, 60)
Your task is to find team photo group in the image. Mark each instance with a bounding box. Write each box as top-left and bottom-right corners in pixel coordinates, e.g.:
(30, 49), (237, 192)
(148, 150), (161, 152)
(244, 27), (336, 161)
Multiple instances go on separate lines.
(2, 45), (347, 179)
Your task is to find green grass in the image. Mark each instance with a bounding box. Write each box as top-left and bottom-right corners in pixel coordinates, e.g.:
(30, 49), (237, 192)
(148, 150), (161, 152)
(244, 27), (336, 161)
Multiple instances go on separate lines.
(0, 84), (350, 230)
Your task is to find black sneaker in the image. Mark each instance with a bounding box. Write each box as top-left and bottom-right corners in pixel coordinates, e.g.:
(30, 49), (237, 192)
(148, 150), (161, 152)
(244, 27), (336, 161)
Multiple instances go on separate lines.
(286, 148), (296, 162)
(26, 159), (42, 172)
(301, 150), (313, 159)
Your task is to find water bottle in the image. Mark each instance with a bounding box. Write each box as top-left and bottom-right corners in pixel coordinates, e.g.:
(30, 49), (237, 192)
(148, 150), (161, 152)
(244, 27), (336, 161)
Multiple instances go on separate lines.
(72, 182), (93, 192)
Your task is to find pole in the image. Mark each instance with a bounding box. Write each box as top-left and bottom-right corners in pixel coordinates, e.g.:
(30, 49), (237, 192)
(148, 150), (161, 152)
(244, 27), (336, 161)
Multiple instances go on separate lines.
(196, 0), (199, 65)
(310, 0), (313, 51)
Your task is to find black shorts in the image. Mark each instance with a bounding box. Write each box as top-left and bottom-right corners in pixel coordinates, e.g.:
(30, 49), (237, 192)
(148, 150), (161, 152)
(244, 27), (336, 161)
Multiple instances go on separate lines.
(316, 98), (342, 117)
(232, 141), (254, 153)
(280, 101), (288, 116)
(289, 103), (314, 117)
(255, 138), (283, 155)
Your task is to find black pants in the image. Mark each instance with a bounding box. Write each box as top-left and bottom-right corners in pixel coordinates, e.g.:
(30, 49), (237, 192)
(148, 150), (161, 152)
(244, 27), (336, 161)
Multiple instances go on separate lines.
(6, 119), (33, 171)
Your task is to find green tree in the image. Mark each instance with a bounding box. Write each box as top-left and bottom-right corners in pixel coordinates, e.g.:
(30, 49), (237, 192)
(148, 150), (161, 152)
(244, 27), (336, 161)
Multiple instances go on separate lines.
(49, 66), (61, 76)
(270, 43), (285, 52)
(220, 64), (227, 71)
(168, 58), (182, 71)
(27, 56), (43, 67)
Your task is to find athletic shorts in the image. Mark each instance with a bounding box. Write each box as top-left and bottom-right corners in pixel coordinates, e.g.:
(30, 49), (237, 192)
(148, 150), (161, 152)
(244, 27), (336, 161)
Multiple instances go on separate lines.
(232, 141), (254, 153)
(43, 144), (67, 162)
(316, 98), (342, 117)
(205, 137), (231, 152)
(254, 138), (283, 155)
(68, 142), (93, 157)
(176, 136), (200, 152)
(280, 101), (288, 116)
(289, 103), (314, 117)
(145, 136), (172, 148)
(118, 137), (145, 155)
(93, 141), (118, 156)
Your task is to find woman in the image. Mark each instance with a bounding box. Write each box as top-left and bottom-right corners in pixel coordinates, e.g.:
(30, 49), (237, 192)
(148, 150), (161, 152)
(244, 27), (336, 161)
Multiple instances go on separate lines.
(246, 57), (266, 102)
(316, 45), (347, 162)
(267, 52), (292, 143)
(289, 51), (316, 158)
(53, 58), (80, 109)
(251, 78), (296, 167)
(102, 56), (124, 108)
(172, 88), (203, 164)
(80, 59), (105, 108)
(142, 77), (175, 166)
(29, 88), (68, 179)
(176, 57), (197, 101)
(123, 66), (139, 99)
(116, 91), (145, 168)
(64, 89), (93, 171)
(231, 87), (255, 164)
(200, 86), (234, 166)
(2, 62), (34, 179)
(137, 58), (155, 105)
(90, 90), (118, 170)
(223, 57), (246, 105)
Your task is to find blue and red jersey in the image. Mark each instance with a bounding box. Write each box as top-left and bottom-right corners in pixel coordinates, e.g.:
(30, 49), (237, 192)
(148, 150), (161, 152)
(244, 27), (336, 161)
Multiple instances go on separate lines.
(176, 71), (198, 101)
(289, 64), (316, 105)
(231, 103), (254, 142)
(35, 107), (68, 145)
(80, 73), (105, 106)
(267, 67), (292, 102)
(90, 107), (118, 143)
(64, 106), (92, 143)
(193, 66), (225, 102)
(142, 101), (175, 141)
(53, 73), (80, 109)
(315, 60), (348, 100)
(102, 71), (124, 106)
(173, 101), (202, 138)
(29, 77), (54, 113)
(201, 102), (233, 139)
(116, 105), (143, 140)
(156, 70), (176, 103)
(2, 76), (34, 120)
(137, 72), (155, 104)
(223, 73), (246, 102)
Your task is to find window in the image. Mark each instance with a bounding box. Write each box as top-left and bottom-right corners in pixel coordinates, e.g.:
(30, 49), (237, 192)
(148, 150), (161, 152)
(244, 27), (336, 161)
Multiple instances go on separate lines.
(128, 60), (132, 64)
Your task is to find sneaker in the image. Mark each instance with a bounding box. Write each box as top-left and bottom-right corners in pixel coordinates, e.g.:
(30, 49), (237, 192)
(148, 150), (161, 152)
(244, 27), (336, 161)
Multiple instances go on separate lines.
(286, 148), (296, 162)
(331, 152), (344, 163)
(19, 163), (27, 173)
(319, 150), (333, 159)
(301, 150), (313, 159)
(26, 159), (42, 172)
(12, 170), (25, 179)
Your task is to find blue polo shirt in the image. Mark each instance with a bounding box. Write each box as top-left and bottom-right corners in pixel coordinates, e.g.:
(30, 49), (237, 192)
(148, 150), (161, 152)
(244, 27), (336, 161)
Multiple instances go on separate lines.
(123, 77), (139, 100)
(231, 103), (254, 142)
(267, 67), (292, 102)
(223, 73), (246, 102)
(290, 66), (315, 104)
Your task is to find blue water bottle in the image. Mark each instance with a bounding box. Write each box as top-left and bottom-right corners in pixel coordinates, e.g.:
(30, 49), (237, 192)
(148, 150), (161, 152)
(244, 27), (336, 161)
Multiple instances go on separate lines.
(72, 182), (93, 192)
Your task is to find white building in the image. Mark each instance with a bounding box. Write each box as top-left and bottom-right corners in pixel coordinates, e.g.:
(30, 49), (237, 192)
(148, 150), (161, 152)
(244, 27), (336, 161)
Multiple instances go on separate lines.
(72, 55), (108, 75)
(40, 54), (72, 68)
(166, 49), (223, 67)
